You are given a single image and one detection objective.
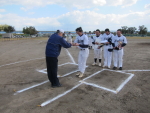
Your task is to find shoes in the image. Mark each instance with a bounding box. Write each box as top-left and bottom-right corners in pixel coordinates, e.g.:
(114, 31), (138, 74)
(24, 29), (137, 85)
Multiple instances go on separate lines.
(113, 67), (117, 70)
(108, 66), (110, 69)
(51, 84), (62, 88)
(92, 62), (97, 66)
(119, 67), (122, 70)
(99, 63), (102, 67)
(79, 73), (84, 78)
(103, 65), (107, 68)
(76, 72), (81, 76)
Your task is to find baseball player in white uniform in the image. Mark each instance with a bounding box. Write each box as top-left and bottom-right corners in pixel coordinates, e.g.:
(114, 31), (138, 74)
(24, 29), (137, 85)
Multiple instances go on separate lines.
(73, 27), (89, 78)
(102, 29), (114, 69)
(67, 32), (73, 43)
(112, 29), (127, 70)
(88, 31), (93, 49)
(92, 29), (103, 66)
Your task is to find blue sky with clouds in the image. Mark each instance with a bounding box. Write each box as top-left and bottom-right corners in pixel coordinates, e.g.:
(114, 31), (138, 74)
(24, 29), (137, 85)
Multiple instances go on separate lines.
(0, 0), (150, 31)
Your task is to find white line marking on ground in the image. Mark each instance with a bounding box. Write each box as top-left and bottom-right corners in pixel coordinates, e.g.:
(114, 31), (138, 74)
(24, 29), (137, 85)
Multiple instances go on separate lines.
(116, 74), (135, 93)
(15, 69), (79, 95)
(60, 70), (79, 77)
(81, 81), (117, 94)
(14, 80), (49, 95)
(104, 69), (132, 75)
(83, 69), (104, 81)
(0, 57), (45, 68)
(123, 70), (150, 72)
(40, 83), (82, 107)
(65, 49), (76, 64)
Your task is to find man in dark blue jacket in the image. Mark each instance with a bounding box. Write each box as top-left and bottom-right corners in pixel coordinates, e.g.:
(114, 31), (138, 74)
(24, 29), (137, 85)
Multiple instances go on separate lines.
(45, 29), (72, 88)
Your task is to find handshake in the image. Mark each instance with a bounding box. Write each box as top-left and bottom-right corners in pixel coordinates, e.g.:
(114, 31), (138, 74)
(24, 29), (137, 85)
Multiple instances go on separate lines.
(71, 43), (80, 46)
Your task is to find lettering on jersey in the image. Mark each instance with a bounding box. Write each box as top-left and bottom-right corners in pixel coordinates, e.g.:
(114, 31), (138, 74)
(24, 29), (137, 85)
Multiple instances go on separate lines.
(78, 40), (84, 45)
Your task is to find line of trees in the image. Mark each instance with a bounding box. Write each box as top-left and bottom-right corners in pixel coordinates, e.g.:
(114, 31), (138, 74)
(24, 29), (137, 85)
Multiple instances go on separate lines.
(23, 26), (38, 35)
(121, 25), (148, 36)
(0, 24), (149, 36)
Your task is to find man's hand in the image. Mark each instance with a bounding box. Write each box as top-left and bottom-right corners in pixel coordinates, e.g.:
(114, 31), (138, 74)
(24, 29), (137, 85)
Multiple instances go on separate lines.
(106, 42), (110, 44)
(97, 46), (101, 49)
(72, 43), (79, 46)
(95, 42), (99, 45)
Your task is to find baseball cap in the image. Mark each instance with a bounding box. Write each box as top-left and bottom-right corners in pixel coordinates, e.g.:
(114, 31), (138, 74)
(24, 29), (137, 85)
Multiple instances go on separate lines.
(58, 29), (64, 33)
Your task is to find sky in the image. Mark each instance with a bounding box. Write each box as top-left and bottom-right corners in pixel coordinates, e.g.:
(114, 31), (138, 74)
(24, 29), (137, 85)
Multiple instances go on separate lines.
(0, 0), (150, 31)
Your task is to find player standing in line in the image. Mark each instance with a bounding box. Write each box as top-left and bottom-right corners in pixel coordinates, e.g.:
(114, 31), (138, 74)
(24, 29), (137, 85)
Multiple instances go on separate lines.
(67, 32), (73, 43)
(63, 32), (67, 41)
(112, 29), (127, 70)
(92, 29), (103, 66)
(73, 27), (89, 78)
(102, 29), (114, 69)
(88, 31), (93, 49)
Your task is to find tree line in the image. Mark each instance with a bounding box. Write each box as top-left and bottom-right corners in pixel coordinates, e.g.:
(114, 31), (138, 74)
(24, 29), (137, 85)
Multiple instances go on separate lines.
(0, 24), (149, 36)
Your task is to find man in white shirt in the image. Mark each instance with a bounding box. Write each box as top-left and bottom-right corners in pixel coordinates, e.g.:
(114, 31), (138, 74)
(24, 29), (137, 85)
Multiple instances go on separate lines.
(112, 29), (127, 70)
(67, 32), (73, 43)
(92, 29), (103, 66)
(73, 27), (89, 78)
(102, 29), (114, 69)
(88, 31), (93, 49)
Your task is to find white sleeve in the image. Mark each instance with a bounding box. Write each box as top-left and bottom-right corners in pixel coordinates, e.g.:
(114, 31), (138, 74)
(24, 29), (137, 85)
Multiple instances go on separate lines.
(112, 36), (115, 43)
(74, 36), (78, 43)
(123, 36), (127, 44)
(84, 35), (89, 45)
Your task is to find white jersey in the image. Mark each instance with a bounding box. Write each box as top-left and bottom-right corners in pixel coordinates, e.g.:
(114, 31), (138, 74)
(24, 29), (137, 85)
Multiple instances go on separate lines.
(112, 35), (127, 47)
(68, 34), (72, 38)
(74, 34), (89, 49)
(93, 35), (103, 49)
(102, 33), (114, 48)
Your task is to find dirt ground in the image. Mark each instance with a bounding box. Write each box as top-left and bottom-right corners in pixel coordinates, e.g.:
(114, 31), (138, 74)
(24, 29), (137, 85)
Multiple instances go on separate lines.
(0, 37), (150, 113)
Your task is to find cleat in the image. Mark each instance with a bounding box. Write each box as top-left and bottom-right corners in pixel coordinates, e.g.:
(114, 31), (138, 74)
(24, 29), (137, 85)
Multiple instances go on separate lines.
(99, 63), (102, 67)
(113, 67), (117, 70)
(76, 72), (81, 76)
(92, 62), (97, 66)
(119, 67), (122, 70)
(79, 73), (84, 78)
(103, 65), (107, 68)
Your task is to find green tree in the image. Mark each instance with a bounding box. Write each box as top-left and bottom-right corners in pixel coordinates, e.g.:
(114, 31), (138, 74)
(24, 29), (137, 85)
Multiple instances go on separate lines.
(23, 26), (38, 35)
(128, 27), (137, 34)
(3, 26), (15, 33)
(121, 26), (128, 34)
(0, 24), (9, 31)
(139, 25), (148, 36)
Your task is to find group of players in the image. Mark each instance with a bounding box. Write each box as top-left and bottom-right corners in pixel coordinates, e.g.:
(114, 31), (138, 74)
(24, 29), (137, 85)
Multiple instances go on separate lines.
(71, 27), (127, 78)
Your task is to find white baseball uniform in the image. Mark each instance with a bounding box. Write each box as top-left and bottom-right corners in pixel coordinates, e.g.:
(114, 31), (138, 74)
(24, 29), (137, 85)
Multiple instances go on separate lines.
(112, 35), (127, 68)
(74, 34), (89, 73)
(102, 33), (114, 67)
(88, 34), (93, 47)
(67, 33), (73, 43)
(93, 35), (103, 60)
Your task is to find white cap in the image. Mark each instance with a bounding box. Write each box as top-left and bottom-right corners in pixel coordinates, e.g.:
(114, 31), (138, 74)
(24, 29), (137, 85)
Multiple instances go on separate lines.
(58, 29), (64, 33)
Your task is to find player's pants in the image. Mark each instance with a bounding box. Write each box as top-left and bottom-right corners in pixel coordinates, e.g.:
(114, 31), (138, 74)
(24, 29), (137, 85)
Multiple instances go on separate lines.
(94, 48), (102, 59)
(68, 38), (72, 43)
(78, 48), (89, 73)
(113, 49), (123, 67)
(103, 46), (112, 67)
(46, 57), (60, 86)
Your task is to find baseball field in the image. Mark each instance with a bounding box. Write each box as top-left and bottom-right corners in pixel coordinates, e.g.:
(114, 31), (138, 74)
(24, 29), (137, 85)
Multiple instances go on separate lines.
(0, 37), (150, 113)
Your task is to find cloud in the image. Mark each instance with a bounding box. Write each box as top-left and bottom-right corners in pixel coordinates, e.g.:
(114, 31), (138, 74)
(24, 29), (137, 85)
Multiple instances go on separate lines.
(0, 13), (61, 30)
(0, 0), (138, 9)
(0, 9), (6, 12)
(145, 4), (150, 9)
(0, 9), (149, 31)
